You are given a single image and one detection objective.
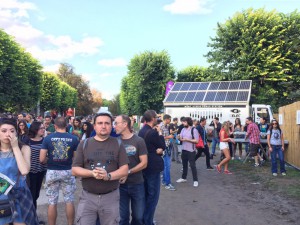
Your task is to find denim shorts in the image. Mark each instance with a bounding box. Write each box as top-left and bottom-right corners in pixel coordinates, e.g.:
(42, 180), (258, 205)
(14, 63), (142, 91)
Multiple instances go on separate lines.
(45, 169), (76, 204)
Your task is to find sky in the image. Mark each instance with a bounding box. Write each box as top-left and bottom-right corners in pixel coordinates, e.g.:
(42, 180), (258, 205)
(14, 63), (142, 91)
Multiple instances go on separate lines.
(0, 0), (298, 99)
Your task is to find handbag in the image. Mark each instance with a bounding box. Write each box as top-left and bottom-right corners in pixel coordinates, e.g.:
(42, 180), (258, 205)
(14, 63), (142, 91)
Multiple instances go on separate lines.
(0, 198), (14, 218)
(191, 127), (204, 149)
(195, 135), (204, 148)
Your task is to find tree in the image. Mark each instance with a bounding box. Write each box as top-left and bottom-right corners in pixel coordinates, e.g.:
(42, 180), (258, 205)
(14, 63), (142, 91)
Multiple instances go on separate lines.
(57, 63), (93, 115)
(0, 29), (43, 112)
(109, 94), (121, 116)
(177, 66), (212, 82)
(91, 89), (103, 113)
(206, 8), (300, 110)
(120, 50), (175, 115)
(58, 82), (77, 115)
(40, 72), (61, 112)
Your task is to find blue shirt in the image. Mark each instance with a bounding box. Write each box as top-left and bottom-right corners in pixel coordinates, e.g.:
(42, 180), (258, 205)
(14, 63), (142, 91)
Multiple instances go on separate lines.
(41, 132), (79, 170)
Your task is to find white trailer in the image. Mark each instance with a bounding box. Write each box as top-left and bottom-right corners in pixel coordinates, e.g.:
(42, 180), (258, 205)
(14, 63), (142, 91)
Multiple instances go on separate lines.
(163, 80), (273, 124)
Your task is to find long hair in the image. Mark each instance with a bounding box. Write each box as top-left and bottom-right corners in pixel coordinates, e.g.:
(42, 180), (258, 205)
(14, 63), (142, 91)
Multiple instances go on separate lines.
(269, 119), (282, 135)
(222, 121), (230, 136)
(81, 122), (94, 138)
(0, 118), (24, 149)
(28, 121), (42, 138)
(234, 118), (241, 128)
(17, 119), (29, 135)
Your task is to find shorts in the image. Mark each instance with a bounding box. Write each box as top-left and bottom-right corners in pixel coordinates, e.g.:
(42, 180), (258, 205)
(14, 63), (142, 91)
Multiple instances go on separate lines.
(249, 143), (260, 157)
(45, 169), (76, 205)
(219, 142), (229, 150)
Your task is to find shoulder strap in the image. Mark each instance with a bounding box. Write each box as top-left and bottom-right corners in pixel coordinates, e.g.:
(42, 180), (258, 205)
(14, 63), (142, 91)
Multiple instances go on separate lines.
(83, 137), (90, 151)
(117, 136), (122, 147)
(191, 127), (195, 139)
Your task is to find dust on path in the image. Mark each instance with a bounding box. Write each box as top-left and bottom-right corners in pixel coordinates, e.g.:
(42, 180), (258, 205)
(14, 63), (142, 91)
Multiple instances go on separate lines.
(37, 153), (300, 225)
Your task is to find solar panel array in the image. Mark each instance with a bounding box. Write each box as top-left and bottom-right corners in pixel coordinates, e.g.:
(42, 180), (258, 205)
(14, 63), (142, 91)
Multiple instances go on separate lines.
(164, 80), (251, 103)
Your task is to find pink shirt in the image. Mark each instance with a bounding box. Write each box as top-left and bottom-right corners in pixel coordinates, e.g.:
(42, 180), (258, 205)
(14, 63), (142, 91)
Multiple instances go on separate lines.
(247, 122), (260, 144)
(180, 127), (199, 152)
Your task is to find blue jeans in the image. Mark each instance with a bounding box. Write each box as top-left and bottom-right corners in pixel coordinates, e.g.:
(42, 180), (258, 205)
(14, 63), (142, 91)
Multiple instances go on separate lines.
(163, 152), (171, 185)
(211, 137), (220, 155)
(244, 143), (249, 154)
(119, 183), (145, 225)
(143, 172), (161, 225)
(270, 145), (286, 173)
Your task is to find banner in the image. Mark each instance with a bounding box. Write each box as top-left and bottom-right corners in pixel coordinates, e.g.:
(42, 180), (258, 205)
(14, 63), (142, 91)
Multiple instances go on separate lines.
(165, 80), (174, 96)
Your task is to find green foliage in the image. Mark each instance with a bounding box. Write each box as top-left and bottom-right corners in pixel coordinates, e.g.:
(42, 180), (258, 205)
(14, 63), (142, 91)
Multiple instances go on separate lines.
(58, 82), (77, 114)
(120, 50), (175, 115)
(40, 72), (61, 111)
(206, 8), (300, 110)
(177, 66), (214, 82)
(57, 63), (93, 115)
(0, 29), (42, 112)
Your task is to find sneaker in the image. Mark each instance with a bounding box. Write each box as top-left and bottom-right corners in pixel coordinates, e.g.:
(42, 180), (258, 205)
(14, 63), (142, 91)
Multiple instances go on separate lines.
(254, 163), (260, 167)
(281, 172), (286, 176)
(210, 154), (214, 159)
(214, 165), (221, 173)
(180, 168), (183, 172)
(260, 160), (265, 165)
(176, 178), (187, 183)
(206, 166), (214, 170)
(161, 182), (166, 186)
(272, 173), (278, 176)
(238, 157), (242, 160)
(231, 157), (235, 160)
(224, 170), (233, 175)
(193, 181), (199, 187)
(165, 184), (176, 191)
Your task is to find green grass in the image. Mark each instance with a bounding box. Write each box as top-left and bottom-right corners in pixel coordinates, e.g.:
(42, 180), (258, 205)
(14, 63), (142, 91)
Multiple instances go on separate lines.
(231, 159), (300, 199)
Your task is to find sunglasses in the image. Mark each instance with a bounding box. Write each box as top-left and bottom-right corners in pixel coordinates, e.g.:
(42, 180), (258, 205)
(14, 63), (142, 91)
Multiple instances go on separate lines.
(272, 122), (278, 125)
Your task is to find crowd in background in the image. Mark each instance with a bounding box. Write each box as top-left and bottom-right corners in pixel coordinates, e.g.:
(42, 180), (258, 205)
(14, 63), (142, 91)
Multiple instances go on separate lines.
(0, 111), (286, 225)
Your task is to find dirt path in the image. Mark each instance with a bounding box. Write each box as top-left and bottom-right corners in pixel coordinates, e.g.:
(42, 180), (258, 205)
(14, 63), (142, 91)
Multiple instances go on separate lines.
(36, 152), (300, 225)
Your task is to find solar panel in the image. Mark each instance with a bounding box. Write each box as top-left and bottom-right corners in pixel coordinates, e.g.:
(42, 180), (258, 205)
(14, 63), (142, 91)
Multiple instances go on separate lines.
(218, 82), (230, 90)
(204, 92), (217, 101)
(165, 92), (177, 102)
(239, 81), (251, 89)
(189, 83), (200, 91)
(194, 92), (205, 101)
(180, 83), (192, 91)
(229, 81), (240, 90)
(226, 91), (238, 101)
(185, 92), (196, 101)
(237, 91), (249, 101)
(163, 80), (251, 104)
(215, 92), (227, 101)
(171, 83), (183, 91)
(174, 92), (188, 102)
(198, 82), (210, 90)
(208, 82), (220, 90)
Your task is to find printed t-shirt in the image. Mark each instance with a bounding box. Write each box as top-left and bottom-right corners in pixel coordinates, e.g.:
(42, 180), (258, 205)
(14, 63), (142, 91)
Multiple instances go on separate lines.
(121, 134), (147, 184)
(41, 132), (79, 170)
(267, 129), (282, 146)
(72, 136), (129, 194)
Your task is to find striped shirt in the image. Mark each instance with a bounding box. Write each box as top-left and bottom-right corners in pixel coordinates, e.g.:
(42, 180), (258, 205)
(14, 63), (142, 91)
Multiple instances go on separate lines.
(246, 122), (260, 144)
(29, 139), (47, 173)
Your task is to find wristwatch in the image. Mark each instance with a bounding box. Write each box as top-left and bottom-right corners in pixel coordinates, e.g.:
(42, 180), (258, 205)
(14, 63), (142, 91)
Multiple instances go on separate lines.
(128, 169), (131, 174)
(107, 173), (111, 181)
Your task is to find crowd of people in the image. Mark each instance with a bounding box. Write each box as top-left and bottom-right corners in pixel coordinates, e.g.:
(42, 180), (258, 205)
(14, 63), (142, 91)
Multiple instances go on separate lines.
(0, 110), (286, 225)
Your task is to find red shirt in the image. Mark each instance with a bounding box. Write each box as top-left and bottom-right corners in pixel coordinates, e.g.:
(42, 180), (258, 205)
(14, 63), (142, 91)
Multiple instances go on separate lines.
(247, 122), (260, 144)
(219, 128), (229, 142)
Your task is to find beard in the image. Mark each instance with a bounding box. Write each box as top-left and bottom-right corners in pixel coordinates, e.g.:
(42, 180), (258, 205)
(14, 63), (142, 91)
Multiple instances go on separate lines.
(184, 124), (189, 128)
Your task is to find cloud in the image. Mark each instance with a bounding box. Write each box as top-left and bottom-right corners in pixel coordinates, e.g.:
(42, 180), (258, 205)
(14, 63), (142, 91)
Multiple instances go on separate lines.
(42, 64), (60, 73)
(0, 0), (104, 62)
(163, 0), (213, 15)
(98, 58), (127, 67)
